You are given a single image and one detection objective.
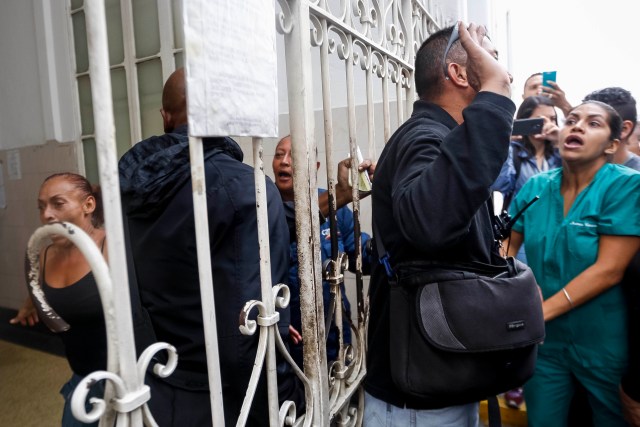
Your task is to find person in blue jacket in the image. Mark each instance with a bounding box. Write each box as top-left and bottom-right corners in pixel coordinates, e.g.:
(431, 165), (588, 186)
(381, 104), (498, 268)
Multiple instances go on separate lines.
(272, 135), (373, 368)
(493, 95), (561, 212)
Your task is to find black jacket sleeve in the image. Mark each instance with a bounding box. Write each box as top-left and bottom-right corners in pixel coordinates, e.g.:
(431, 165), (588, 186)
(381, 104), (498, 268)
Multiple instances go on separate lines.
(391, 92), (515, 252)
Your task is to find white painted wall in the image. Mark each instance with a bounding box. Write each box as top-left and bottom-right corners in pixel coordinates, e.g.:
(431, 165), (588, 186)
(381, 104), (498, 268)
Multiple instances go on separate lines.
(33, 0), (79, 144)
(0, 0), (77, 150)
(0, 1), (80, 310)
(0, 1), (46, 150)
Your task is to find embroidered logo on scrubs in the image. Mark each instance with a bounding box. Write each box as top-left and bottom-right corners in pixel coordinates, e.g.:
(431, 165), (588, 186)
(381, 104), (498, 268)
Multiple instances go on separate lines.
(569, 221), (597, 228)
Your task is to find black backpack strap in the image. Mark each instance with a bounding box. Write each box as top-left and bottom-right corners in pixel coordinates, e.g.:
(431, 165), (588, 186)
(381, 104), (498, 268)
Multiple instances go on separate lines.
(487, 395), (502, 427)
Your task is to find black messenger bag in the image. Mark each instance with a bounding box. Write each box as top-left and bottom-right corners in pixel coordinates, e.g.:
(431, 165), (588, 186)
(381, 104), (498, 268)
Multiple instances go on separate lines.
(388, 257), (545, 405)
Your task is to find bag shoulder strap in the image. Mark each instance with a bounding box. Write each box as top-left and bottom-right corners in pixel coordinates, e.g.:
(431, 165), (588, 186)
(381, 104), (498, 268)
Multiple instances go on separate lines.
(487, 395), (502, 427)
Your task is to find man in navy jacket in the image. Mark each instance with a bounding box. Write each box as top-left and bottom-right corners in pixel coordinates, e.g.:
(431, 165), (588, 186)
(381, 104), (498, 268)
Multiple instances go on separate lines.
(119, 68), (303, 426)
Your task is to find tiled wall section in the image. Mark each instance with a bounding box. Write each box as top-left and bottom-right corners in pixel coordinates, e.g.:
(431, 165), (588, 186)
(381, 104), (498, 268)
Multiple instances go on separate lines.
(0, 141), (78, 309)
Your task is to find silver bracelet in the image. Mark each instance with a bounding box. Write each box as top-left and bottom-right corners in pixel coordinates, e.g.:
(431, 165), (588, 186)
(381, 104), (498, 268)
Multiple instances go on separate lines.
(562, 287), (574, 308)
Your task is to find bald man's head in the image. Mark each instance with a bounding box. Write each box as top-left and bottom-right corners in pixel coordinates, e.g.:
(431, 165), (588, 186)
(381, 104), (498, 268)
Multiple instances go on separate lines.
(161, 68), (188, 132)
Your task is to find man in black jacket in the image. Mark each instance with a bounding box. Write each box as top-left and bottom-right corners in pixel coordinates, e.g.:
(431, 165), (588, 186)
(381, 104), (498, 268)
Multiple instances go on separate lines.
(364, 22), (514, 425)
(119, 68), (303, 426)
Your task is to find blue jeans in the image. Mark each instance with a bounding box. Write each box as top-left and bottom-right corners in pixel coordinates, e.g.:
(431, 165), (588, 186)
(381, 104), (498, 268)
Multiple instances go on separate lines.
(363, 392), (479, 427)
(60, 373), (105, 427)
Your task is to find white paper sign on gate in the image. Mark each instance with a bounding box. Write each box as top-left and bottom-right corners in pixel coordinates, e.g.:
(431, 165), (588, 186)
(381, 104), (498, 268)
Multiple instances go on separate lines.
(183, 0), (278, 137)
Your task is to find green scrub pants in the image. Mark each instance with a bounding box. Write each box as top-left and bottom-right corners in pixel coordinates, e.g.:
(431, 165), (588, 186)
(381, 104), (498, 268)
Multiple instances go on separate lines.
(524, 345), (627, 427)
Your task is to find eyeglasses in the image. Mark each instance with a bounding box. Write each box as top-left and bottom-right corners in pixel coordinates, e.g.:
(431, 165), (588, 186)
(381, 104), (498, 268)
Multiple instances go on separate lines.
(442, 24), (459, 79)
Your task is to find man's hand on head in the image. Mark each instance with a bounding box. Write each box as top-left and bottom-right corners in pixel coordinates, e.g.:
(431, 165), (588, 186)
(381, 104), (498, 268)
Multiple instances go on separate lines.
(458, 22), (511, 98)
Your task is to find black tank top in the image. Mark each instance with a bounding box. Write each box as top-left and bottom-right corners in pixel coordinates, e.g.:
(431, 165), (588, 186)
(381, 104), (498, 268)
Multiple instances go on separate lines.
(42, 242), (108, 376)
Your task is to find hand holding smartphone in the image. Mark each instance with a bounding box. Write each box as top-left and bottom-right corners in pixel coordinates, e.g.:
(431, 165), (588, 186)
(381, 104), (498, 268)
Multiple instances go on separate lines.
(512, 118), (544, 136)
(541, 71), (556, 88)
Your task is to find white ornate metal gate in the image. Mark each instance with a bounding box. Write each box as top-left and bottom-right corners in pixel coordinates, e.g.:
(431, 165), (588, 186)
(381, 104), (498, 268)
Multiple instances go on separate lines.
(27, 1), (447, 425)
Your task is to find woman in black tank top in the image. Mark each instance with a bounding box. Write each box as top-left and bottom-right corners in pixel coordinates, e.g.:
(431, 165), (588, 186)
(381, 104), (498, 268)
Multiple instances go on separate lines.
(10, 172), (107, 427)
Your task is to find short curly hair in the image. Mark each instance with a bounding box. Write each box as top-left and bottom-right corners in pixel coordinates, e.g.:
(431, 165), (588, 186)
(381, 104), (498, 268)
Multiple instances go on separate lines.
(582, 87), (637, 134)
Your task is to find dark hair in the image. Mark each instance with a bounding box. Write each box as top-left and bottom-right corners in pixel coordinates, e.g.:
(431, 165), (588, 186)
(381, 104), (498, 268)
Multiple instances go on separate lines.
(523, 72), (541, 88)
(43, 172), (104, 227)
(568, 100), (623, 141)
(516, 95), (557, 159)
(415, 25), (466, 100)
(582, 87), (637, 134)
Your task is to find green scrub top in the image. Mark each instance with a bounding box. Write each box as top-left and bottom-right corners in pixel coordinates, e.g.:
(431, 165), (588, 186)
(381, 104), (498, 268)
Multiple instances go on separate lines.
(511, 164), (640, 367)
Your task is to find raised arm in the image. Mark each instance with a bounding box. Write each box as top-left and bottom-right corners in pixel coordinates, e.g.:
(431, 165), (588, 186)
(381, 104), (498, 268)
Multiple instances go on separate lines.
(392, 93), (514, 251)
(458, 22), (511, 97)
(390, 23), (515, 251)
(541, 81), (573, 117)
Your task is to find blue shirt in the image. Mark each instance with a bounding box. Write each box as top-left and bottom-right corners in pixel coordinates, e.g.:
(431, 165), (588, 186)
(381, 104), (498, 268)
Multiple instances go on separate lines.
(285, 190), (371, 367)
(493, 141), (562, 206)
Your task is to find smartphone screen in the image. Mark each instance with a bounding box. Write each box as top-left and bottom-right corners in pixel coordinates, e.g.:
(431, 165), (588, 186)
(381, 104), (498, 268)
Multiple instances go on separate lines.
(512, 118), (544, 136)
(542, 71), (556, 88)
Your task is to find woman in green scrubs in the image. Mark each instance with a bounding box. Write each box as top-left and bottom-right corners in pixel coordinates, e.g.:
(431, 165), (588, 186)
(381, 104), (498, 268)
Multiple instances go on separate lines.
(508, 100), (640, 427)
